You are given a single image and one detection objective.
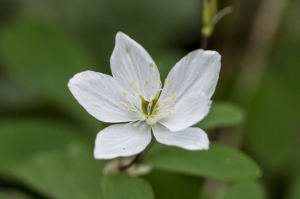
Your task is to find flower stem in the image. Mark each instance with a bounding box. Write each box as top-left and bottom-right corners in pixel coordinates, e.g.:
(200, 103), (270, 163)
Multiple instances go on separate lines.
(200, 35), (210, 50)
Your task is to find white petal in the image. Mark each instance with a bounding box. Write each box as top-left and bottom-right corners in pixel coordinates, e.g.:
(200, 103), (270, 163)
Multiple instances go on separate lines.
(94, 123), (151, 159)
(152, 123), (209, 150)
(110, 32), (160, 101)
(159, 92), (211, 132)
(68, 71), (140, 123)
(160, 50), (221, 101)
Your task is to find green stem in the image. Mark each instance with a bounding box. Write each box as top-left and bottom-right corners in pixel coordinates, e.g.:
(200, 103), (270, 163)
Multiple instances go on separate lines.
(200, 35), (210, 50)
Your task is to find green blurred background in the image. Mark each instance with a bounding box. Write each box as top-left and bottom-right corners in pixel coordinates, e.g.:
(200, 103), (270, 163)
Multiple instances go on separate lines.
(0, 0), (299, 199)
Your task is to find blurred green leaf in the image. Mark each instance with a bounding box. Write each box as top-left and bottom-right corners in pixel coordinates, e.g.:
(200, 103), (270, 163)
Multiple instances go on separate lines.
(197, 102), (245, 129)
(153, 50), (186, 80)
(145, 143), (261, 181)
(13, 142), (106, 199)
(101, 175), (154, 199)
(0, 118), (89, 173)
(143, 169), (202, 199)
(223, 181), (266, 199)
(0, 20), (101, 131)
(0, 194), (15, 199)
(286, 174), (300, 199)
(243, 7), (300, 173)
(18, 0), (200, 56)
(0, 75), (41, 110)
(244, 73), (298, 171)
(0, 192), (30, 199)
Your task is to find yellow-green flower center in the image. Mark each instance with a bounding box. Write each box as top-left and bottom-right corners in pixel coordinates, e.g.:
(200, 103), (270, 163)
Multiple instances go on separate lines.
(119, 78), (176, 127)
(139, 90), (160, 116)
(139, 90), (162, 125)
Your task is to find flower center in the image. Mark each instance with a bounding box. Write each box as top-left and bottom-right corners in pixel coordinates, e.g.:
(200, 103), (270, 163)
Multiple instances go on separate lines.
(119, 77), (176, 127)
(139, 90), (161, 125)
(145, 116), (158, 125)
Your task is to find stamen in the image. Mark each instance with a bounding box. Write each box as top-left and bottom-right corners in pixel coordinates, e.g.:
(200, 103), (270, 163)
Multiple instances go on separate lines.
(134, 120), (142, 126)
(130, 81), (135, 88)
(125, 120), (137, 127)
(123, 92), (129, 96)
(121, 77), (177, 126)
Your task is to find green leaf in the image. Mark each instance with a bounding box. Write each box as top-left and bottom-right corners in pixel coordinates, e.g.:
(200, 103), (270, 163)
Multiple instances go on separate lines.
(101, 175), (154, 199)
(223, 181), (266, 199)
(143, 169), (202, 199)
(0, 194), (16, 199)
(0, 20), (101, 131)
(0, 191), (30, 199)
(244, 73), (300, 172)
(286, 174), (300, 199)
(154, 50), (186, 80)
(13, 142), (106, 199)
(0, 195), (18, 199)
(197, 102), (245, 129)
(0, 75), (41, 110)
(0, 118), (89, 172)
(145, 143), (261, 181)
(243, 17), (300, 172)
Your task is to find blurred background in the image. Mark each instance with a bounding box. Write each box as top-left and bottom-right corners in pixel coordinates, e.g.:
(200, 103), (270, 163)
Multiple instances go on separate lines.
(0, 0), (299, 199)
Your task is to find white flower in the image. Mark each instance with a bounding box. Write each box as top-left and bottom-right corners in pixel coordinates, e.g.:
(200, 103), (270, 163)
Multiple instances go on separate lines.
(68, 32), (221, 159)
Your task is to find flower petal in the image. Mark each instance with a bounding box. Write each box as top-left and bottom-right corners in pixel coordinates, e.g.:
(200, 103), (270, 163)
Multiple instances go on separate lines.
(152, 123), (209, 150)
(68, 71), (140, 123)
(160, 50), (221, 101)
(94, 123), (151, 159)
(110, 32), (160, 101)
(159, 92), (211, 132)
